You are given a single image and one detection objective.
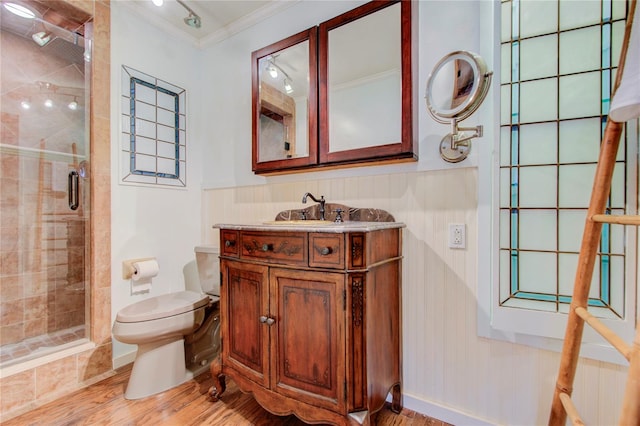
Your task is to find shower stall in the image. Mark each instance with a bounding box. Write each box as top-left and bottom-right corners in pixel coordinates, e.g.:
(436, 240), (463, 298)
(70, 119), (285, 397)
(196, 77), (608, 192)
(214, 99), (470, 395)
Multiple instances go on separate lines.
(0, 1), (91, 367)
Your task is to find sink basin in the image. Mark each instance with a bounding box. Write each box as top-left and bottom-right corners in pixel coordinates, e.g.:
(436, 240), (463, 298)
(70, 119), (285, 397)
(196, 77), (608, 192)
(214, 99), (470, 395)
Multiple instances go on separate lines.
(263, 220), (335, 226)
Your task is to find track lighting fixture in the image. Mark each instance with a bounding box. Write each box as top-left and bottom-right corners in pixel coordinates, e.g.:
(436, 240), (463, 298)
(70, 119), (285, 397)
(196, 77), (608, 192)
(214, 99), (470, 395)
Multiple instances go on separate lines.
(26, 81), (82, 111)
(183, 13), (201, 28)
(151, 0), (201, 28)
(176, 0), (201, 29)
(266, 57), (294, 95)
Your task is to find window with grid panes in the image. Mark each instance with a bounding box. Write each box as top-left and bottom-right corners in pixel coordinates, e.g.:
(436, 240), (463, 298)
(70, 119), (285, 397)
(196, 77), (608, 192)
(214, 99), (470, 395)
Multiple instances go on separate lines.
(489, 0), (637, 357)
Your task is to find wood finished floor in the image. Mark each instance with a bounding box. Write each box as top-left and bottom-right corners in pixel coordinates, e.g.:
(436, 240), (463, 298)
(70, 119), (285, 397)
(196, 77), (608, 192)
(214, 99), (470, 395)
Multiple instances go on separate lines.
(4, 365), (450, 426)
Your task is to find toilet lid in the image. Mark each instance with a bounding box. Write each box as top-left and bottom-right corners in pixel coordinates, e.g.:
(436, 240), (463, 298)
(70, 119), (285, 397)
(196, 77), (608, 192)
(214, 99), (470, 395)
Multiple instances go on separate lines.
(116, 291), (210, 323)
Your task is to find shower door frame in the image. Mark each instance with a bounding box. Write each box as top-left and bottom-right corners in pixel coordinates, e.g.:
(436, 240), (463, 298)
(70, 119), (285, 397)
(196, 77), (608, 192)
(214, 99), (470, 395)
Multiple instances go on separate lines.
(0, 10), (92, 367)
(1, 0), (110, 419)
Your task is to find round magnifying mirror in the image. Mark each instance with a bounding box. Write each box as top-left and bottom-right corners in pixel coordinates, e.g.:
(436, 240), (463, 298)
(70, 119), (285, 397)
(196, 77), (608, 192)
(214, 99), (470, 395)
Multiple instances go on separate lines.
(426, 51), (490, 123)
(425, 50), (492, 162)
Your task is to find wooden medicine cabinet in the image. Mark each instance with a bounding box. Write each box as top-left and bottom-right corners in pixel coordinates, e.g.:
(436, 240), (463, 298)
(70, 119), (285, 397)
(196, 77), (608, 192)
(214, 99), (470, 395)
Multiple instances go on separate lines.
(252, 27), (318, 172)
(252, 0), (417, 174)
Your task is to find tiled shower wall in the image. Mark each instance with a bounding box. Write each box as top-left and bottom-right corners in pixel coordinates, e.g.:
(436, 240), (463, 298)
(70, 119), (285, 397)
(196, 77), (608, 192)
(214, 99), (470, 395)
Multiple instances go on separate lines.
(0, 0), (112, 421)
(1, 109), (86, 349)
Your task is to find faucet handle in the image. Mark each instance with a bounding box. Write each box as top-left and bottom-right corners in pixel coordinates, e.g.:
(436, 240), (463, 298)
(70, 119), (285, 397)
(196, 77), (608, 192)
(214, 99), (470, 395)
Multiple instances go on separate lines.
(333, 208), (344, 223)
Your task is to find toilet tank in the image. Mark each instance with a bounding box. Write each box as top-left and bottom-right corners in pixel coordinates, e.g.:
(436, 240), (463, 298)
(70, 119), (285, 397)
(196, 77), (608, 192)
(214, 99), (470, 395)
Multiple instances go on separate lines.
(194, 245), (220, 296)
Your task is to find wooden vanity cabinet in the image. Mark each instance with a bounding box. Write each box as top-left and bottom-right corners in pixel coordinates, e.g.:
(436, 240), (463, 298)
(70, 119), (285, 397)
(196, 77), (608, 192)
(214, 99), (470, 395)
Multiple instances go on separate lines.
(210, 226), (402, 426)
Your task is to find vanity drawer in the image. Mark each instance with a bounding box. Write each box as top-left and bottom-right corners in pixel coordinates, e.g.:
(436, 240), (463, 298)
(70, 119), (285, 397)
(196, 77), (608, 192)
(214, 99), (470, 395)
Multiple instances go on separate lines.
(240, 232), (308, 265)
(221, 230), (239, 257)
(309, 233), (345, 269)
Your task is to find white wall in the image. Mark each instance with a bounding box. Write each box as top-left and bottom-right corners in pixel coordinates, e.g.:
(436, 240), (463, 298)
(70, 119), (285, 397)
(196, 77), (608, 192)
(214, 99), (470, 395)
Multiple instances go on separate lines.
(110, 3), (204, 362)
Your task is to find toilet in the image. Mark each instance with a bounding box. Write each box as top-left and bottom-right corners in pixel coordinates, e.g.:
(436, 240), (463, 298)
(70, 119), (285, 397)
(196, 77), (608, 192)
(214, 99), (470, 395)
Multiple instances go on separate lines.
(112, 246), (220, 400)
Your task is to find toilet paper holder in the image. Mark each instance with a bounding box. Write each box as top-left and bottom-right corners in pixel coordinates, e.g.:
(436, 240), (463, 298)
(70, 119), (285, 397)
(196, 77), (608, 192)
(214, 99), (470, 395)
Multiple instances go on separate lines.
(122, 258), (156, 279)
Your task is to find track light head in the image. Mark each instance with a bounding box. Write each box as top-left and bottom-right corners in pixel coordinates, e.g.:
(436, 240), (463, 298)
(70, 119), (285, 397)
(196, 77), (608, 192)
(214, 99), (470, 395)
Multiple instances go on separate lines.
(268, 63), (278, 79)
(284, 79), (293, 94)
(176, 0), (202, 29)
(184, 13), (201, 28)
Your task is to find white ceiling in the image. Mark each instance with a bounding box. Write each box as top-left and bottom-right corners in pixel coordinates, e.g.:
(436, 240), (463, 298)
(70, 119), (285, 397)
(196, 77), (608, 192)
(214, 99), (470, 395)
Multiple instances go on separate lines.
(121, 0), (299, 48)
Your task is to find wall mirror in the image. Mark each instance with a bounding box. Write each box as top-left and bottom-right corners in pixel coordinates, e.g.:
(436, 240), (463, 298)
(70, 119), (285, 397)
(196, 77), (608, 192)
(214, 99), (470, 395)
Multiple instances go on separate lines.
(425, 50), (492, 163)
(252, 27), (317, 173)
(319, 0), (416, 165)
(251, 0), (416, 174)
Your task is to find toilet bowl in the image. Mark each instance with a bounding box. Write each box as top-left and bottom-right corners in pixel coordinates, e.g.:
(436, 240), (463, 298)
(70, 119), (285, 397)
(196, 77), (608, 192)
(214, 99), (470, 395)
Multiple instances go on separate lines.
(113, 291), (209, 344)
(112, 246), (220, 400)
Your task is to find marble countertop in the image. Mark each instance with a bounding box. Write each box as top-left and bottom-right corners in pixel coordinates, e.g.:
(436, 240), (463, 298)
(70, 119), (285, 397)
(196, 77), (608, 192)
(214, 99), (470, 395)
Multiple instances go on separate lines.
(214, 221), (405, 233)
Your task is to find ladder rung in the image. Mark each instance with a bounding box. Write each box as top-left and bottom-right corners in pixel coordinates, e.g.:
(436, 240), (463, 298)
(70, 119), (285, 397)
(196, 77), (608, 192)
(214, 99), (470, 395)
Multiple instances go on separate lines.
(574, 307), (631, 361)
(559, 392), (585, 426)
(591, 214), (640, 225)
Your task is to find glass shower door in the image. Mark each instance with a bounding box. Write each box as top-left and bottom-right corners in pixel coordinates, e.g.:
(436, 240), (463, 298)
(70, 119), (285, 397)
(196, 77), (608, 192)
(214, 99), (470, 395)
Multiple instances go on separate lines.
(0, 2), (91, 367)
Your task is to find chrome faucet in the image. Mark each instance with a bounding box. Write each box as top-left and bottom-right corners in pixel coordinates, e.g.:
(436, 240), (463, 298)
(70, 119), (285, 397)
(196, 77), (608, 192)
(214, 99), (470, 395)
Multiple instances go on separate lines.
(302, 192), (325, 220)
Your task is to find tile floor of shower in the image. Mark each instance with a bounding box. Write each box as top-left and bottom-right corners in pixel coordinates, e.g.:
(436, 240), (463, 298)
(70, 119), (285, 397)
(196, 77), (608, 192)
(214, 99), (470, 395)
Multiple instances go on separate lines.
(0, 325), (86, 367)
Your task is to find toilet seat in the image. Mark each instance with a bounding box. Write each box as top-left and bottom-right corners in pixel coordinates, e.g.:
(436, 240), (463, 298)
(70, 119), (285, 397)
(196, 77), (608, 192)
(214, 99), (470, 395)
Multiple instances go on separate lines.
(116, 291), (209, 323)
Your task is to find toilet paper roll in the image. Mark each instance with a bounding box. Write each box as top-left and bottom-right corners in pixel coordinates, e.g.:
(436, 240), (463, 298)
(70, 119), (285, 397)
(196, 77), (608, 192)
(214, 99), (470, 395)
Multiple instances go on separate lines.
(132, 259), (159, 282)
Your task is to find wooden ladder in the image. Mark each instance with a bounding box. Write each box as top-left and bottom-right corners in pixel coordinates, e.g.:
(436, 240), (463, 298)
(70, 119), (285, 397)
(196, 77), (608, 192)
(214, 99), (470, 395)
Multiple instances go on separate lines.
(548, 1), (640, 424)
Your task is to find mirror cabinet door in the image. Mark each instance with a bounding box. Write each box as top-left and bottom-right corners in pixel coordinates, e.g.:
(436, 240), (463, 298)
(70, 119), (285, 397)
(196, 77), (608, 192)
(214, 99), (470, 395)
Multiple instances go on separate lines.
(252, 27), (318, 173)
(319, 0), (416, 165)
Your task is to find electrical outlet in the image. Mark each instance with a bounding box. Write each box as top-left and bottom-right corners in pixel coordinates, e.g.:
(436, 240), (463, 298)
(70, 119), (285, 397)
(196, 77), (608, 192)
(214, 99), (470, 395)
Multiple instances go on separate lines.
(449, 223), (466, 249)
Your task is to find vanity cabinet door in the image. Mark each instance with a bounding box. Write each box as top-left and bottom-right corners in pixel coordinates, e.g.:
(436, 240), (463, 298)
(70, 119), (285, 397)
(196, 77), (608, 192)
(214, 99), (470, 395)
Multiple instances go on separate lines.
(270, 268), (346, 413)
(221, 260), (270, 388)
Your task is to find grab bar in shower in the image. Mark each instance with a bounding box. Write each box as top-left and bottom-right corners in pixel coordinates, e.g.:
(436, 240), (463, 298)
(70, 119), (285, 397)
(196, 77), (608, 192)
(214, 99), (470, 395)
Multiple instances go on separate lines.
(68, 170), (79, 211)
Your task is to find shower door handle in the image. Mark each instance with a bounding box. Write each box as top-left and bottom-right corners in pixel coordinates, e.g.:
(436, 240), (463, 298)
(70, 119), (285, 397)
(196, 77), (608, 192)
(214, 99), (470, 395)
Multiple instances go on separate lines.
(68, 170), (79, 211)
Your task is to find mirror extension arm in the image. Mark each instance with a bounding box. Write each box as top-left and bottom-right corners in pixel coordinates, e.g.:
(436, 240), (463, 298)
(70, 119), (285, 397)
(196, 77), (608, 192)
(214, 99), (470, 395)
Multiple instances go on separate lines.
(439, 118), (484, 163)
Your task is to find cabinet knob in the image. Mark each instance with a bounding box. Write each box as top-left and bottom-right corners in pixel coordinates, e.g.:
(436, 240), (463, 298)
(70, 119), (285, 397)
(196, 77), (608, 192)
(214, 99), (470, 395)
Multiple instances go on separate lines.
(225, 240), (235, 247)
(259, 316), (275, 325)
(320, 247), (331, 256)
(261, 244), (271, 252)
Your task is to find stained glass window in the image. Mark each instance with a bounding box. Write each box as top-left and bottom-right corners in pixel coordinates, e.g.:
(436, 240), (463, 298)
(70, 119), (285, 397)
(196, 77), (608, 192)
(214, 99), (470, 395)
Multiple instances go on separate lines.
(121, 65), (187, 187)
(498, 0), (633, 321)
